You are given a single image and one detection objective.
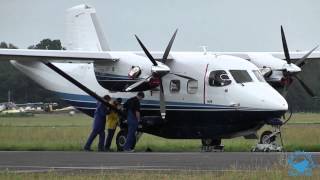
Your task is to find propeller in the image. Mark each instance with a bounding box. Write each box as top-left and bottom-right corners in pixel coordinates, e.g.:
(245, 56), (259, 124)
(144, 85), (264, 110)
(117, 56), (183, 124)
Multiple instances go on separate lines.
(281, 26), (291, 64)
(280, 26), (318, 97)
(162, 29), (178, 64)
(132, 29), (180, 119)
(295, 45), (319, 67)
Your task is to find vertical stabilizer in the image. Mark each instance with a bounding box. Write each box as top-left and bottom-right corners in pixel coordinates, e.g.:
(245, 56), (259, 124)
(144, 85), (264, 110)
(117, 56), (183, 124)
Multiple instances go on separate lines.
(65, 4), (110, 51)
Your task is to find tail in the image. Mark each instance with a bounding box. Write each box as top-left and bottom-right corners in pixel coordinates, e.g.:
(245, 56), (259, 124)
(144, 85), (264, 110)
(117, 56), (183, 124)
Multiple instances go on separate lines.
(65, 4), (110, 51)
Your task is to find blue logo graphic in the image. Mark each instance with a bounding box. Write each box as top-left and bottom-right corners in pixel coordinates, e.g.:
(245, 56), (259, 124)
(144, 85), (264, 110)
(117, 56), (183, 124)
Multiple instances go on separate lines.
(287, 151), (317, 176)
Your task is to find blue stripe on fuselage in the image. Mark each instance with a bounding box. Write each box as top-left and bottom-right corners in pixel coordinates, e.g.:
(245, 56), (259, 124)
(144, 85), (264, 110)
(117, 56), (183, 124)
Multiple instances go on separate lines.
(55, 92), (237, 110)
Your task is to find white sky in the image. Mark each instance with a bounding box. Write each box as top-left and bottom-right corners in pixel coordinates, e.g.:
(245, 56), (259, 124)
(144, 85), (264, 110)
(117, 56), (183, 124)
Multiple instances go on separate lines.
(0, 0), (319, 51)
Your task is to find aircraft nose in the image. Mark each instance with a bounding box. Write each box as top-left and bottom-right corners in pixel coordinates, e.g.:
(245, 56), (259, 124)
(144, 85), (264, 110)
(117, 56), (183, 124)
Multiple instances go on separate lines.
(258, 85), (288, 111)
(238, 83), (289, 111)
(264, 94), (288, 111)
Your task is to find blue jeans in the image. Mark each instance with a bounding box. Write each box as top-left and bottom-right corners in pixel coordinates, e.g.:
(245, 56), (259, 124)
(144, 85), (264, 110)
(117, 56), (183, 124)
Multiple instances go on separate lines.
(84, 116), (106, 151)
(124, 111), (138, 150)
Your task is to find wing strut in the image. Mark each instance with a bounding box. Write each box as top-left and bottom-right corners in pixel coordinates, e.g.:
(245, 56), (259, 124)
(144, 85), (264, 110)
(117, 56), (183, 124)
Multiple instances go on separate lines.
(43, 61), (118, 112)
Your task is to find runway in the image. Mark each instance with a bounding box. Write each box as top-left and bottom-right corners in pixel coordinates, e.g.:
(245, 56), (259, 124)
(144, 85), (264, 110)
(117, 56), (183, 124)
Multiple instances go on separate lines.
(0, 151), (319, 172)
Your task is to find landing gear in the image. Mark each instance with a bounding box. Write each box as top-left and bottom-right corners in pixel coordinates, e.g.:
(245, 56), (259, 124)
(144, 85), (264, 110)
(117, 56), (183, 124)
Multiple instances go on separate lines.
(201, 138), (224, 152)
(116, 129), (129, 151)
(116, 129), (143, 151)
(252, 127), (283, 152)
(260, 130), (276, 144)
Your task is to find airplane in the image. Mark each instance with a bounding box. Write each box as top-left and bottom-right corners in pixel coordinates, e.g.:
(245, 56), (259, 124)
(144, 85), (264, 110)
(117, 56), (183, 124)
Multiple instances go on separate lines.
(0, 4), (319, 151)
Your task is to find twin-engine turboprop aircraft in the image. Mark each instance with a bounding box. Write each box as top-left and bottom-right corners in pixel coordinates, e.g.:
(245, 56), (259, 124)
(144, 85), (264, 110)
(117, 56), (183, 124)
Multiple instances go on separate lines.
(0, 4), (319, 151)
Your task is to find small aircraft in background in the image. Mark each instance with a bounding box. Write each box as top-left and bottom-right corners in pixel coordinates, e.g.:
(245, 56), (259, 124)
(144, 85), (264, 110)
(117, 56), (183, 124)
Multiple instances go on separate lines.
(0, 4), (319, 151)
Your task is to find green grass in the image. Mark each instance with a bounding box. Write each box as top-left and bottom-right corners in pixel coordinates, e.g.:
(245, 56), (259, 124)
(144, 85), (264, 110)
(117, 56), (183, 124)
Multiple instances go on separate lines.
(0, 113), (320, 152)
(1, 168), (319, 180)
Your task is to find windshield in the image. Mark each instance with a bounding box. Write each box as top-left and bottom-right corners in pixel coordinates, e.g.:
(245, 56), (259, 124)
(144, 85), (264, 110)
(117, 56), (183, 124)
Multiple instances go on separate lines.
(229, 70), (253, 83)
(252, 70), (265, 82)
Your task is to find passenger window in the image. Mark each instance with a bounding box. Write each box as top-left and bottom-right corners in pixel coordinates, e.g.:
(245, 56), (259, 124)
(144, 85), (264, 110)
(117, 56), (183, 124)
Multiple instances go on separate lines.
(170, 80), (180, 93)
(229, 70), (253, 83)
(187, 80), (198, 94)
(209, 70), (231, 87)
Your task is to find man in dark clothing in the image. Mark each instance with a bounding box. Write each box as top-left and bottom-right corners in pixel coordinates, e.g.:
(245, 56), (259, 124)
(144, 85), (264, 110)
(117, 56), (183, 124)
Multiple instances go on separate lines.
(84, 95), (111, 151)
(123, 92), (145, 152)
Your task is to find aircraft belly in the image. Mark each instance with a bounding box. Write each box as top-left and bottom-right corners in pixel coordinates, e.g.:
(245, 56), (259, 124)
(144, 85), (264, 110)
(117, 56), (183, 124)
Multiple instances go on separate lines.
(141, 109), (284, 139)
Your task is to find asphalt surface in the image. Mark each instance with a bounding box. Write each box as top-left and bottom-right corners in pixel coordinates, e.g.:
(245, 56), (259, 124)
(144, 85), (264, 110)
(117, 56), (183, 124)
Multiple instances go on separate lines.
(1, 151), (319, 172)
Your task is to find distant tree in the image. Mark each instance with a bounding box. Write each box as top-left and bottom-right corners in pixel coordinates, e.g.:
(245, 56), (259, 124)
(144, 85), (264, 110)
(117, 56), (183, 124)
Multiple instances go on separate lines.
(0, 42), (8, 48)
(28, 39), (65, 50)
(0, 39), (66, 106)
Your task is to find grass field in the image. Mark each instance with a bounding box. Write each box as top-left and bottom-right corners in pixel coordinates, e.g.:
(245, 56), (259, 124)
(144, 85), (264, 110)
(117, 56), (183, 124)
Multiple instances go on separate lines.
(1, 168), (319, 180)
(0, 113), (319, 152)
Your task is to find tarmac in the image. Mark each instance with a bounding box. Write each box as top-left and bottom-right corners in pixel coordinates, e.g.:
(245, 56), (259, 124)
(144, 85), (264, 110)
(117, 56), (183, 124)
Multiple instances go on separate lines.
(1, 151), (319, 172)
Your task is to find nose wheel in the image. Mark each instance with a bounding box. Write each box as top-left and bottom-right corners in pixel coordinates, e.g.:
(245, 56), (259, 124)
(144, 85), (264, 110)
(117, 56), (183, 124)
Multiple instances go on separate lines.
(252, 125), (284, 152)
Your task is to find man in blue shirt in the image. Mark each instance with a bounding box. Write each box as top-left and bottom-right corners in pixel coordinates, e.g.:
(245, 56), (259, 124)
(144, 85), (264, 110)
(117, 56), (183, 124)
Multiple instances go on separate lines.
(84, 95), (111, 151)
(123, 92), (144, 152)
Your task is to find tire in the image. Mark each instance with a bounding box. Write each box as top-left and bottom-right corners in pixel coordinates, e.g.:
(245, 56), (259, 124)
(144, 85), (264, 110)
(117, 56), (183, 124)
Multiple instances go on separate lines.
(260, 130), (276, 144)
(116, 129), (136, 151)
(201, 138), (221, 146)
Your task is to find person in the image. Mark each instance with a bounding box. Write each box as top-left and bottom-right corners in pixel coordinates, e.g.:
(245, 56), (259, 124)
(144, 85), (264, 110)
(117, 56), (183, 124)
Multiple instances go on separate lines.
(123, 92), (145, 152)
(84, 95), (111, 151)
(104, 98), (122, 151)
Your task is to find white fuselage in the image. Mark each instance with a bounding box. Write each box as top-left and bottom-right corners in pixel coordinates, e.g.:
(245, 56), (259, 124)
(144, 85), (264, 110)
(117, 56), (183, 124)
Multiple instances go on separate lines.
(10, 51), (288, 113)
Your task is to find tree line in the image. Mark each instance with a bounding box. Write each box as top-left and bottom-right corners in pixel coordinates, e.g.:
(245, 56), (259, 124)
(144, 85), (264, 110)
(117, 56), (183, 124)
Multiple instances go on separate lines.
(0, 39), (64, 105)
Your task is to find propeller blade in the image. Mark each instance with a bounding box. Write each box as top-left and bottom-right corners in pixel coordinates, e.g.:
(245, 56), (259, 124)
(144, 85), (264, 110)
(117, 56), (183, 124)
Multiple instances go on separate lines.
(125, 79), (147, 92)
(135, 35), (158, 66)
(162, 29), (178, 63)
(295, 45), (319, 67)
(293, 75), (315, 97)
(159, 79), (166, 119)
(281, 26), (291, 64)
(281, 84), (289, 98)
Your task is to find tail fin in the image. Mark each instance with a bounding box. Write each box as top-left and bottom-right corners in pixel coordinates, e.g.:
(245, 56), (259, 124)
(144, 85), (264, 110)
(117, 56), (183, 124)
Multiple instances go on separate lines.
(65, 4), (110, 51)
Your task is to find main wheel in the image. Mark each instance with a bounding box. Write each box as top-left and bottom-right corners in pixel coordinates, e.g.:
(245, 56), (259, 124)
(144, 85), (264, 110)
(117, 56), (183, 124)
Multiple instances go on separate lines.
(116, 130), (128, 151)
(260, 130), (276, 144)
(201, 138), (221, 146)
(116, 129), (137, 151)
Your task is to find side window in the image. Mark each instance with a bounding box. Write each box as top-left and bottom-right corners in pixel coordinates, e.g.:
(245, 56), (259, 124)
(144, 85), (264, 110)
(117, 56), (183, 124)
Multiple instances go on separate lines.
(209, 70), (231, 87)
(187, 80), (198, 94)
(170, 80), (180, 93)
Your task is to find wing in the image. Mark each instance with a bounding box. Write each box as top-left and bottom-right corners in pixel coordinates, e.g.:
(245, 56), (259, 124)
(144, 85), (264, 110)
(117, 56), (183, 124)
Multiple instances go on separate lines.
(0, 48), (118, 62)
(217, 51), (320, 61)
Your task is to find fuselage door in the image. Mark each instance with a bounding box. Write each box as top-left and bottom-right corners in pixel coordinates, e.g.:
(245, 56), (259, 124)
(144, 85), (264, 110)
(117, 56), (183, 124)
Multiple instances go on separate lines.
(205, 68), (232, 106)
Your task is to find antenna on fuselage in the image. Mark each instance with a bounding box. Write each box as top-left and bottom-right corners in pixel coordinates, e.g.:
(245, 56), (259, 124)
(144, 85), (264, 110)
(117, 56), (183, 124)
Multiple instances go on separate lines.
(200, 46), (208, 55)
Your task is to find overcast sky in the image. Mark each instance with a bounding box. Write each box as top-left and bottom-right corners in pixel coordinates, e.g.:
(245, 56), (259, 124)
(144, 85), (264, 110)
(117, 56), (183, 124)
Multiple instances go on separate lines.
(0, 0), (319, 52)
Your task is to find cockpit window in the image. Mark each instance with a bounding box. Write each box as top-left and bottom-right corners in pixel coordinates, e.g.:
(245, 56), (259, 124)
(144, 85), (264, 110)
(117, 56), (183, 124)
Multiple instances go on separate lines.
(229, 70), (252, 83)
(209, 70), (232, 87)
(252, 70), (266, 82)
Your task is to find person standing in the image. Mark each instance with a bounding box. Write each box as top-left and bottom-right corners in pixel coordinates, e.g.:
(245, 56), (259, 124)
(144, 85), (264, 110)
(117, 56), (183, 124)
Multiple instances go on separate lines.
(84, 95), (111, 152)
(105, 98), (122, 151)
(123, 92), (144, 152)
